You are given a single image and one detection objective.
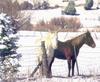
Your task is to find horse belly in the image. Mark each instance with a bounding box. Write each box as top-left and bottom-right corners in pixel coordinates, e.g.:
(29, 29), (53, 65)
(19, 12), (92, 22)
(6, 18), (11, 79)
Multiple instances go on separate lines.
(54, 49), (66, 60)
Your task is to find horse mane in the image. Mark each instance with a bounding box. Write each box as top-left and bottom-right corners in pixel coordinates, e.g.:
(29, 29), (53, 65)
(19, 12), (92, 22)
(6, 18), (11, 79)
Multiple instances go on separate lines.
(65, 31), (89, 46)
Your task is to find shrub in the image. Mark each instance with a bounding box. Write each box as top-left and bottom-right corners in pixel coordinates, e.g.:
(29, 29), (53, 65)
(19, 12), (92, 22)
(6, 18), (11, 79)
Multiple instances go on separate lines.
(32, 17), (81, 31)
(64, 1), (76, 15)
(33, 2), (41, 9)
(84, 0), (93, 10)
(20, 1), (33, 10)
(62, 0), (69, 2)
(41, 1), (49, 9)
(33, 1), (50, 10)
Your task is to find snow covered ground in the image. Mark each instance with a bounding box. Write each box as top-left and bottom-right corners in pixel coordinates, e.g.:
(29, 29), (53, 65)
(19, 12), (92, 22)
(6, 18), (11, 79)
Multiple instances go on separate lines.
(16, 31), (100, 82)
(25, 6), (100, 28)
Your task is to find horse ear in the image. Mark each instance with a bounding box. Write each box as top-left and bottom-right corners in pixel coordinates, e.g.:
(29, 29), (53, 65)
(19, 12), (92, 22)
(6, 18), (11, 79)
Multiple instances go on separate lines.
(86, 30), (91, 36)
(87, 30), (89, 32)
(86, 30), (90, 33)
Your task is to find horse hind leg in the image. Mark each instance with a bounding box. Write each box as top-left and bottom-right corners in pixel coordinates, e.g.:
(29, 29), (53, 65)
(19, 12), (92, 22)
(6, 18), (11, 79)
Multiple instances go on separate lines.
(48, 57), (55, 78)
(67, 60), (71, 77)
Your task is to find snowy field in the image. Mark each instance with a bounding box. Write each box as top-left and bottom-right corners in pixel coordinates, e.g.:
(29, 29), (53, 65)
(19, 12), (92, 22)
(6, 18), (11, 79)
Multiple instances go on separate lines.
(24, 6), (100, 28)
(16, 31), (100, 82)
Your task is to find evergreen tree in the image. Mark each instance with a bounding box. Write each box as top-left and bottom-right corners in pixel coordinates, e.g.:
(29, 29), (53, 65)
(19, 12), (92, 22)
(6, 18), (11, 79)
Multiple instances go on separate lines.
(0, 13), (21, 81)
(84, 0), (94, 10)
(64, 1), (76, 15)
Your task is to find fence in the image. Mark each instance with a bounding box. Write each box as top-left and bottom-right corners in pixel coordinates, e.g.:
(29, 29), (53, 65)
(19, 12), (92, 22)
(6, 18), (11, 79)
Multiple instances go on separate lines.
(17, 31), (100, 78)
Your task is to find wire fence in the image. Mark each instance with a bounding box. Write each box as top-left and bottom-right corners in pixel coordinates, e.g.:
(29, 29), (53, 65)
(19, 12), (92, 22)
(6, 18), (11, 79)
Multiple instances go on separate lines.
(16, 31), (100, 79)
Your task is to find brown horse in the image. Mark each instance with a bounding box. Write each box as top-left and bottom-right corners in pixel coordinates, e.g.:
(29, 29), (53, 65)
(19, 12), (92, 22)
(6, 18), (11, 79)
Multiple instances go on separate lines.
(49, 31), (96, 77)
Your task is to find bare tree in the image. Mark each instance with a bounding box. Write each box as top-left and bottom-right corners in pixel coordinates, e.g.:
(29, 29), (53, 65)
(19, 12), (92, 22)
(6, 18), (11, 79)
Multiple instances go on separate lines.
(0, 0), (33, 31)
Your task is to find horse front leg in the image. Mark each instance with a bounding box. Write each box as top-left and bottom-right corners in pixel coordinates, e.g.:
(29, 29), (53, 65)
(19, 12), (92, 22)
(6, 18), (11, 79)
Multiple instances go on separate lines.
(67, 60), (71, 77)
(72, 58), (80, 76)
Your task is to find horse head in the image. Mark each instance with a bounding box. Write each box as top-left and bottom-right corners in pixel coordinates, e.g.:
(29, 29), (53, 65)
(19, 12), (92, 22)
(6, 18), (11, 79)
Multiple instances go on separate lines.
(85, 31), (96, 48)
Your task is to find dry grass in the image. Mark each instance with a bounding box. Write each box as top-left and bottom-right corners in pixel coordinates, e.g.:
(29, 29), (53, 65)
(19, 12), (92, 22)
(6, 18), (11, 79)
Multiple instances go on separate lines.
(32, 17), (81, 31)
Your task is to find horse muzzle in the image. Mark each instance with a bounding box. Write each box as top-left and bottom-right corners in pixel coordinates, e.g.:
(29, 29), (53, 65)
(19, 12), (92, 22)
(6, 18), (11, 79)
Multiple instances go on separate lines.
(91, 43), (96, 48)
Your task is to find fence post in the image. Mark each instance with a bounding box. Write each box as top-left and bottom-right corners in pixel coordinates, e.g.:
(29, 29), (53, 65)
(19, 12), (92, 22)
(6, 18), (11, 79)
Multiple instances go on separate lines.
(39, 41), (49, 78)
(74, 45), (79, 75)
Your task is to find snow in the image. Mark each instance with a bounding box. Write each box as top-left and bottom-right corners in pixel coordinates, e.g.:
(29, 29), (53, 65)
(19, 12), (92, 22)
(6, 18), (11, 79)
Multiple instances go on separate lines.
(0, 13), (6, 20)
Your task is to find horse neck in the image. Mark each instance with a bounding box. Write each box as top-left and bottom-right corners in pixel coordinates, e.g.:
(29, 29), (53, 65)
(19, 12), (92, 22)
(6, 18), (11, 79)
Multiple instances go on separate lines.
(71, 33), (86, 49)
